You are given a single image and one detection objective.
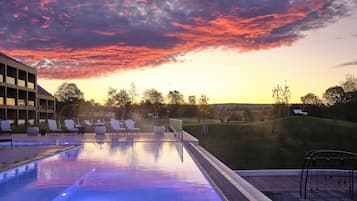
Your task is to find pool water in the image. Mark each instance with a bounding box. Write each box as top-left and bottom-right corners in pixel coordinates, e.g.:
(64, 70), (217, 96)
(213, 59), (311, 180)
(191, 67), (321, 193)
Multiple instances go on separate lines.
(0, 142), (222, 201)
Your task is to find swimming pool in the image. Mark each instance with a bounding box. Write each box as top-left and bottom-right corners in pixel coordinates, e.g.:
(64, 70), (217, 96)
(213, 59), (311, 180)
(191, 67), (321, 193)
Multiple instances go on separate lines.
(0, 142), (222, 201)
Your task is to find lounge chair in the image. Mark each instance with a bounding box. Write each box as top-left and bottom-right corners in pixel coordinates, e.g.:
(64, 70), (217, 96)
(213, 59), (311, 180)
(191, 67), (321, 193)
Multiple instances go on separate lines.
(125, 119), (140, 131)
(110, 119), (125, 132)
(0, 120), (12, 132)
(83, 120), (93, 127)
(96, 119), (105, 125)
(48, 119), (62, 132)
(64, 119), (79, 132)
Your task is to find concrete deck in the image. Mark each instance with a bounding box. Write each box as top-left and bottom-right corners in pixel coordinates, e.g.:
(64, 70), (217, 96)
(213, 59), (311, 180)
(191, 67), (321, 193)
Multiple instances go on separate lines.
(0, 145), (76, 172)
(238, 170), (357, 201)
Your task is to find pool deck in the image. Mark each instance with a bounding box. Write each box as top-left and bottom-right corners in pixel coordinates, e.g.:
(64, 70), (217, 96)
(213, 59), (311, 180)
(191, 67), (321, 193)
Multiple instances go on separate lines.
(0, 145), (76, 172)
(237, 170), (357, 201)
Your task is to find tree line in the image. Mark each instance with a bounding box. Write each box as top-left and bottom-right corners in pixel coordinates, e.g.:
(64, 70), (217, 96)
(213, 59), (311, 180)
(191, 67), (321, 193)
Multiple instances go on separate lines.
(297, 74), (357, 122)
(54, 82), (212, 121)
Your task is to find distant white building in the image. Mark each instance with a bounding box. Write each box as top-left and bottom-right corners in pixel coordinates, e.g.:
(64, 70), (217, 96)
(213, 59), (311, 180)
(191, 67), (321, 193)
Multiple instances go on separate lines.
(293, 109), (308, 116)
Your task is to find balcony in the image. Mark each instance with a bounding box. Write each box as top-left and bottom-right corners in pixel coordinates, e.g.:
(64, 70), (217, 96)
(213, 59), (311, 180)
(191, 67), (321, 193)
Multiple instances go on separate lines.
(28, 100), (35, 107)
(6, 98), (16, 106)
(28, 82), (35, 89)
(39, 105), (47, 110)
(6, 76), (16, 85)
(18, 99), (26, 106)
(18, 79), (26, 87)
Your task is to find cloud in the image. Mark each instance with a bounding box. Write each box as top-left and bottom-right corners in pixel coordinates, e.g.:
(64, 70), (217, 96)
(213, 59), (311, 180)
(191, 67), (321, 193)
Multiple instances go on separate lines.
(0, 0), (354, 79)
(334, 60), (357, 68)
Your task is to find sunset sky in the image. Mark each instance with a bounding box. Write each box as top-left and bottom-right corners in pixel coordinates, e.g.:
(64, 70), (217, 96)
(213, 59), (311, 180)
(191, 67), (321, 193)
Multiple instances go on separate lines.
(1, 0), (357, 104)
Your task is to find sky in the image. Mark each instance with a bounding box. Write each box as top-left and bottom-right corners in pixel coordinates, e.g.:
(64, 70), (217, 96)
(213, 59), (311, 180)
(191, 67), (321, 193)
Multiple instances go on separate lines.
(1, 0), (357, 104)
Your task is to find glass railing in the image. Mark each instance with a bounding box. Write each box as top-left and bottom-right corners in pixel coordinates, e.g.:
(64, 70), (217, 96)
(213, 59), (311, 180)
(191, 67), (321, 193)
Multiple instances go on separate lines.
(6, 76), (16, 85)
(18, 99), (26, 106)
(0, 97), (3, 105)
(18, 79), (26, 87)
(28, 82), (35, 89)
(28, 100), (35, 107)
(7, 98), (16, 106)
(169, 118), (183, 141)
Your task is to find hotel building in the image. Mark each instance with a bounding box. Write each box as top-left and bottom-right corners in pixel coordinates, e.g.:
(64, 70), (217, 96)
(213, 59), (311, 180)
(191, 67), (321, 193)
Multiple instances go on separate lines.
(0, 53), (55, 127)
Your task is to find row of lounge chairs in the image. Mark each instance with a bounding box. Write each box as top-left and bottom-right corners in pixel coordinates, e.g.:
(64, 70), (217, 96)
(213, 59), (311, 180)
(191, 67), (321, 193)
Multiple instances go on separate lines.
(49, 118), (140, 132)
(0, 119), (140, 133)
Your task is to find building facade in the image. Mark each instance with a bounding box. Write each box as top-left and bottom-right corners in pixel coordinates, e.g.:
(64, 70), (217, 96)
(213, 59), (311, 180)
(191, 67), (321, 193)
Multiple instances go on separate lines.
(0, 53), (55, 127)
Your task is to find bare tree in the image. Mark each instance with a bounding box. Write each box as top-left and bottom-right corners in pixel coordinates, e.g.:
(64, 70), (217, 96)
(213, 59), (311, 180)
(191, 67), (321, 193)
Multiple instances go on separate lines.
(198, 94), (209, 134)
(128, 82), (139, 104)
(341, 74), (357, 92)
(272, 82), (291, 118)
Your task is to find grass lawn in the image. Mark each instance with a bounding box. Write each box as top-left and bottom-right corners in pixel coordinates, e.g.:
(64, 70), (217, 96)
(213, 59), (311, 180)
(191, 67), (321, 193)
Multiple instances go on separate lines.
(182, 116), (357, 170)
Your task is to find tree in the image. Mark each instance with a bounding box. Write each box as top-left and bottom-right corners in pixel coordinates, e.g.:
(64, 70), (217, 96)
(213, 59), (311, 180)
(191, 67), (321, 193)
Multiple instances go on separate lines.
(167, 90), (185, 104)
(54, 82), (84, 120)
(106, 88), (131, 120)
(142, 88), (164, 117)
(167, 90), (185, 117)
(272, 82), (291, 118)
(54, 82), (84, 103)
(300, 93), (322, 105)
(341, 74), (357, 92)
(183, 95), (197, 117)
(323, 86), (345, 105)
(198, 94), (209, 134)
(128, 82), (139, 104)
(188, 95), (196, 105)
(198, 94), (210, 120)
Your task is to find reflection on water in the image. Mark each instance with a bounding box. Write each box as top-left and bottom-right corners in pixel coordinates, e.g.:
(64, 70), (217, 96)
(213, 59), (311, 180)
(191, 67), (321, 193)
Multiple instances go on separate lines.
(0, 142), (221, 201)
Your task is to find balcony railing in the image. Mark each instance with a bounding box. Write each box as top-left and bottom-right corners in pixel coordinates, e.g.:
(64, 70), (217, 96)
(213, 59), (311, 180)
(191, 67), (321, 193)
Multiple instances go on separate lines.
(18, 79), (26, 87)
(18, 99), (26, 106)
(0, 74), (3, 82)
(6, 76), (16, 85)
(39, 105), (47, 110)
(6, 98), (16, 106)
(0, 97), (3, 105)
(28, 100), (35, 107)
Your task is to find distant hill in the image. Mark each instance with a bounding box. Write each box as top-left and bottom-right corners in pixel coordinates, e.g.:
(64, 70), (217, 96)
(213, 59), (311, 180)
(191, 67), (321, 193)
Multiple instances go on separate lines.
(211, 103), (272, 110)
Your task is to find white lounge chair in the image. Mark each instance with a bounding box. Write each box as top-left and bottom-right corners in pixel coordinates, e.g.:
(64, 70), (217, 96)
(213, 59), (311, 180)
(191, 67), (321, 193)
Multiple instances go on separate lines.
(64, 119), (79, 132)
(48, 119), (62, 131)
(0, 120), (12, 132)
(83, 120), (93, 127)
(125, 119), (140, 131)
(110, 119), (125, 132)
